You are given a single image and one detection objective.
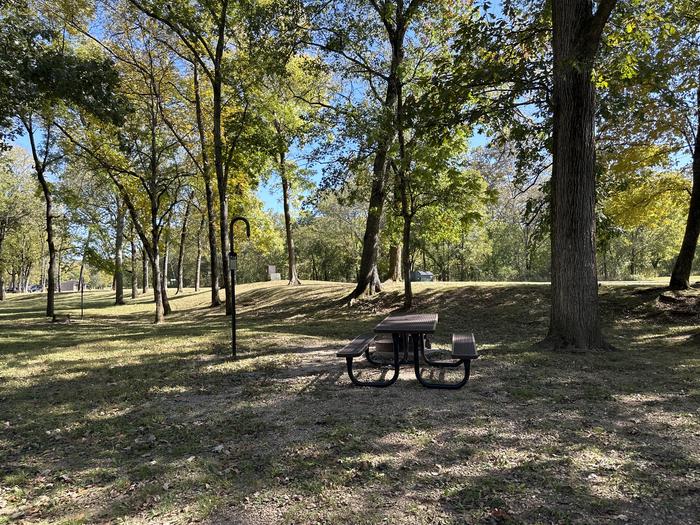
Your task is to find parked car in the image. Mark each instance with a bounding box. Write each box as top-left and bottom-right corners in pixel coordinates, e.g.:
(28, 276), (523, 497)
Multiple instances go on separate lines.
(409, 270), (435, 282)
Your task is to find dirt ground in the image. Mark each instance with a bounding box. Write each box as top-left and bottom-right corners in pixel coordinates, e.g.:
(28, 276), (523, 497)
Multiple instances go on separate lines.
(1, 281), (698, 524)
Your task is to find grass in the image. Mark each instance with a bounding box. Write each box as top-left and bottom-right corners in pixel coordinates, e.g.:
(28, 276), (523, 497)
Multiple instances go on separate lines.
(0, 280), (698, 524)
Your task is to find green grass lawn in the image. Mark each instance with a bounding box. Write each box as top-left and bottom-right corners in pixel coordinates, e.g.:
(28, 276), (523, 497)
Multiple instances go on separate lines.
(1, 281), (698, 524)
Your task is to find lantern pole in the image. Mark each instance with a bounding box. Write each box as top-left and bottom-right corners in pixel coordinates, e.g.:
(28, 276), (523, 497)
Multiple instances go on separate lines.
(229, 216), (251, 358)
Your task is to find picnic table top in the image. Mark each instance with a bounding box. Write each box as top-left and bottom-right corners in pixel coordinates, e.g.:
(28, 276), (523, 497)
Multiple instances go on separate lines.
(373, 313), (438, 334)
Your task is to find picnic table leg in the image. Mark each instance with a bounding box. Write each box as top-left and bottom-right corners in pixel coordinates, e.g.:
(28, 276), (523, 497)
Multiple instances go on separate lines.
(412, 332), (471, 389)
(419, 342), (462, 368)
(346, 336), (400, 387)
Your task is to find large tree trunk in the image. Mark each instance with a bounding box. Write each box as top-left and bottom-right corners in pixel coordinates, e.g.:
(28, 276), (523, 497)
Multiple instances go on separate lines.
(280, 157), (301, 285)
(114, 197), (125, 305)
(345, 137), (391, 302)
(546, 0), (617, 350)
(39, 242), (45, 292)
(25, 117), (56, 317)
(176, 194), (193, 294)
(151, 251), (164, 323)
(0, 232), (5, 301)
(669, 82), (700, 290)
(0, 231), (5, 301)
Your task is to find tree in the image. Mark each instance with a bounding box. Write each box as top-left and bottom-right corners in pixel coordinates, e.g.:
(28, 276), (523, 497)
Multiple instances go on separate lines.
(0, 148), (36, 300)
(263, 55), (328, 286)
(61, 10), (186, 323)
(1, 0), (124, 317)
(544, 0), (618, 350)
(175, 190), (195, 294)
(22, 112), (62, 317)
(663, 3), (700, 289)
(126, 0), (297, 314)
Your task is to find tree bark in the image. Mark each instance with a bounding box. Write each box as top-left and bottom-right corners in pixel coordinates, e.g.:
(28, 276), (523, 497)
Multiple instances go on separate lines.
(142, 247), (148, 294)
(280, 156), (301, 285)
(151, 251), (164, 323)
(387, 244), (402, 281)
(162, 235), (172, 315)
(0, 234), (5, 301)
(130, 223), (138, 299)
(546, 0), (617, 350)
(26, 120), (56, 318)
(193, 64), (221, 306)
(39, 242), (45, 292)
(195, 216), (204, 292)
(401, 215), (412, 308)
(176, 193), (193, 294)
(42, 173), (56, 317)
(114, 196), (125, 305)
(669, 79), (700, 290)
(210, 19), (232, 314)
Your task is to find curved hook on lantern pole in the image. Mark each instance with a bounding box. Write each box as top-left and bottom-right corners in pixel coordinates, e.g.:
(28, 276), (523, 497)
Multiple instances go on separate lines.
(229, 216), (251, 253)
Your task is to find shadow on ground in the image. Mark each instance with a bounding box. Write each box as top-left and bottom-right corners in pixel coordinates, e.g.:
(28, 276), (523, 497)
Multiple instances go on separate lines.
(0, 282), (698, 524)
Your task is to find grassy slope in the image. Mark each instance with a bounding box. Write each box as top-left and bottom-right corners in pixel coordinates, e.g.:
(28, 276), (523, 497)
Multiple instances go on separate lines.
(0, 281), (698, 525)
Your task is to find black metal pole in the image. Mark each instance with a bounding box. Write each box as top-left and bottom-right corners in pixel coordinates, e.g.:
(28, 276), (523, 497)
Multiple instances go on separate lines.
(229, 217), (250, 359)
(230, 251), (236, 358)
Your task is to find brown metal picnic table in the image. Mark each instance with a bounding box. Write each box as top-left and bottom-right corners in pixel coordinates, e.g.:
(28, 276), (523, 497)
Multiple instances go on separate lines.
(337, 312), (478, 389)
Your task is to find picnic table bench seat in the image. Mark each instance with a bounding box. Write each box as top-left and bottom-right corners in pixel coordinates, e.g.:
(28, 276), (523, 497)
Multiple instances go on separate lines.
(451, 333), (479, 359)
(414, 333), (478, 390)
(336, 334), (374, 358)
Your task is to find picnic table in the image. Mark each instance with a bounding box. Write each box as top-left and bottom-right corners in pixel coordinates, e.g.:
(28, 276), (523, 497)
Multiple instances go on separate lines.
(337, 313), (478, 389)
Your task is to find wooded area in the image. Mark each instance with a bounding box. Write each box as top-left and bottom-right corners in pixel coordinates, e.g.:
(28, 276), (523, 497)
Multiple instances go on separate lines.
(1, 1), (699, 522)
(1, 0), (698, 348)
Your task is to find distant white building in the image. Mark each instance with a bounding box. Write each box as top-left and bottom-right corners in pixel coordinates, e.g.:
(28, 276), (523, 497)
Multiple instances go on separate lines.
(59, 280), (80, 292)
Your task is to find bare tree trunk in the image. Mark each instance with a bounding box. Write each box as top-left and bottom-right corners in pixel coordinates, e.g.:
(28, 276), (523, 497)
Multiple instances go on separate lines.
(212, 57), (232, 314)
(151, 252), (164, 323)
(162, 235), (172, 315)
(131, 223), (138, 299)
(546, 0), (617, 350)
(39, 242), (45, 292)
(56, 244), (62, 294)
(176, 193), (193, 294)
(0, 232), (5, 301)
(193, 64), (221, 307)
(401, 216), (412, 308)
(387, 244), (402, 282)
(195, 216), (204, 291)
(142, 247), (148, 294)
(670, 79), (700, 290)
(280, 156), (301, 285)
(114, 196), (125, 305)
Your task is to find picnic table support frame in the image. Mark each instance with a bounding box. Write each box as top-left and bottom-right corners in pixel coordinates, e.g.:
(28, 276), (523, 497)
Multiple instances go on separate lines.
(345, 333), (402, 387)
(411, 333), (471, 389)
